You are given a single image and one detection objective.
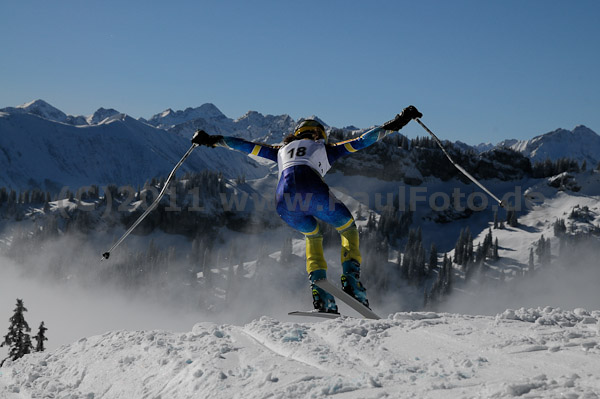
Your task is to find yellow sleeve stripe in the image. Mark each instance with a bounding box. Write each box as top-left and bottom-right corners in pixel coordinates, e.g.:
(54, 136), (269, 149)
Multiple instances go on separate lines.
(250, 145), (261, 156)
(344, 142), (357, 153)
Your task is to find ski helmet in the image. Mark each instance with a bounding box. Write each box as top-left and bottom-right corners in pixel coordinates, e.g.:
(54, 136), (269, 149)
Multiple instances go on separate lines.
(294, 119), (327, 142)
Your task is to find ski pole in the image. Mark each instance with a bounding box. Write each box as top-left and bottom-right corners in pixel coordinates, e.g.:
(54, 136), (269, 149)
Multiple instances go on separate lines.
(101, 143), (199, 260)
(414, 118), (505, 208)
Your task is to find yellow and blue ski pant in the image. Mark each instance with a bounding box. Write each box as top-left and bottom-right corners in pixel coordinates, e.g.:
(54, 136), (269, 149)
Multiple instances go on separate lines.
(276, 165), (361, 274)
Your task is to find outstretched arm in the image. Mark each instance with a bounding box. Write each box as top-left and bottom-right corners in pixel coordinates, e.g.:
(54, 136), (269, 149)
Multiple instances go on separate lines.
(217, 137), (279, 162)
(327, 105), (422, 164)
(327, 126), (389, 163)
(192, 130), (278, 162)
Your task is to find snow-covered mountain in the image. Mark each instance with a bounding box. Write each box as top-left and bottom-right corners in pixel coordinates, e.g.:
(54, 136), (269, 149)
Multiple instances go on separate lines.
(0, 99), (115, 127)
(3, 99), (598, 191)
(1, 99), (70, 124)
(461, 125), (600, 167)
(493, 125), (600, 166)
(146, 104), (298, 144)
(2, 308), (599, 398)
(0, 100), (341, 190)
(144, 103), (228, 129)
(86, 107), (121, 125)
(455, 140), (495, 154)
(0, 104), (269, 190)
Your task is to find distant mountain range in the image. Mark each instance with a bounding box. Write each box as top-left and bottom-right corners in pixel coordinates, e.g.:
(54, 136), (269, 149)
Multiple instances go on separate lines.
(0, 100), (270, 190)
(497, 125), (600, 166)
(456, 126), (600, 167)
(1, 99), (598, 190)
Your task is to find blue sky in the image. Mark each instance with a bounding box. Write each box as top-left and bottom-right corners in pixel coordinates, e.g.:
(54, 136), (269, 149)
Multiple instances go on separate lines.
(1, 0), (598, 144)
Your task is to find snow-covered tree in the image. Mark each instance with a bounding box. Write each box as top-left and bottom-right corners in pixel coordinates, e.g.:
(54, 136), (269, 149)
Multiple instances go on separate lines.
(34, 322), (48, 352)
(553, 218), (567, 237)
(1, 299), (33, 366)
(535, 235), (551, 265)
(528, 248), (535, 275)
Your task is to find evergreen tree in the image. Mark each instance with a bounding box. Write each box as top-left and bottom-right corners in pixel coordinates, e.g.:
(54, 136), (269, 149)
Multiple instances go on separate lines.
(454, 229), (465, 265)
(429, 243), (438, 271)
(528, 247), (535, 275)
(402, 228), (427, 283)
(505, 209), (519, 227)
(475, 243), (484, 265)
(225, 246), (241, 304)
(536, 235), (545, 264)
(280, 236), (293, 264)
(553, 218), (567, 237)
(535, 235), (551, 265)
(482, 229), (493, 259)
(1, 299), (33, 366)
(493, 238), (499, 260)
(416, 244), (426, 280)
(465, 228), (474, 266)
(366, 213), (376, 231)
(544, 238), (551, 264)
(509, 210), (518, 227)
(443, 254), (453, 295)
(356, 204), (364, 221)
(425, 254), (453, 308)
(34, 322), (48, 352)
(202, 247), (212, 285)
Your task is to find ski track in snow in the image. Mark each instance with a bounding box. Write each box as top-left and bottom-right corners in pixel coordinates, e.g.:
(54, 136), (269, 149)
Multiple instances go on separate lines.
(1, 308), (599, 398)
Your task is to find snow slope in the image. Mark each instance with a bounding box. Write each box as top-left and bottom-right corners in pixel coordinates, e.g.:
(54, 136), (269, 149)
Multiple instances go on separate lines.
(1, 309), (599, 398)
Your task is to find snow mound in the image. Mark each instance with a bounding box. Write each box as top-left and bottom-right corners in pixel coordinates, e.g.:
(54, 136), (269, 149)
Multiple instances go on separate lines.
(2, 310), (599, 398)
(498, 307), (600, 326)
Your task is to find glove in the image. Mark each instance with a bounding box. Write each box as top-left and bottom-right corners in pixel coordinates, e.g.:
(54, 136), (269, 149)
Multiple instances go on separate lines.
(191, 130), (223, 147)
(381, 105), (423, 131)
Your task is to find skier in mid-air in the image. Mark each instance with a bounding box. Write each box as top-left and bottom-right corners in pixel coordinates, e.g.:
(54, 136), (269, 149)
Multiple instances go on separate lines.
(192, 106), (422, 314)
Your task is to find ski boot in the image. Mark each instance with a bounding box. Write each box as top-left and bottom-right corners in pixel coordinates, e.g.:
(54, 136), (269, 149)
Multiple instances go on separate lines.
(341, 260), (370, 308)
(309, 270), (338, 314)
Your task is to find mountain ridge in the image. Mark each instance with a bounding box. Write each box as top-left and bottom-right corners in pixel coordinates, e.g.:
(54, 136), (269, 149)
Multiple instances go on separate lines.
(0, 109), (269, 190)
(1, 99), (598, 191)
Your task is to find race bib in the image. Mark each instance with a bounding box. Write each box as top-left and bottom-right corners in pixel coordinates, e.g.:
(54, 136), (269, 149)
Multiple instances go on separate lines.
(278, 139), (331, 178)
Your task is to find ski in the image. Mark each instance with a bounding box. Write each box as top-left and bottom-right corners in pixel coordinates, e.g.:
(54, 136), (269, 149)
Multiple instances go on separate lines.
(288, 310), (342, 319)
(314, 279), (381, 320)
